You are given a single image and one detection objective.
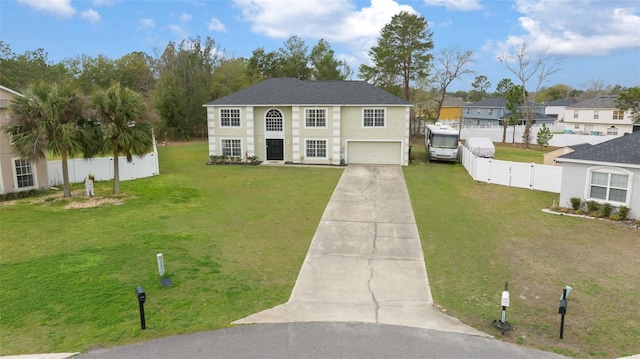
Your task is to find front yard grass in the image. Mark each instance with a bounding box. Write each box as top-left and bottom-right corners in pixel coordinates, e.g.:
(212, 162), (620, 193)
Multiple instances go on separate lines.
(1, 140), (638, 358)
(406, 143), (640, 358)
(0, 141), (343, 355)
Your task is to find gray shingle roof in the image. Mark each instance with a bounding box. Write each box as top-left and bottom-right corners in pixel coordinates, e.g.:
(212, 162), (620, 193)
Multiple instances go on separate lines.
(465, 97), (507, 107)
(544, 99), (575, 106)
(203, 78), (412, 106)
(566, 95), (618, 109)
(556, 131), (640, 165)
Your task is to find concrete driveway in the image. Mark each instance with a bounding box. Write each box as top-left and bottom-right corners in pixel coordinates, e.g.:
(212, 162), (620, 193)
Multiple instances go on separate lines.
(235, 165), (486, 337)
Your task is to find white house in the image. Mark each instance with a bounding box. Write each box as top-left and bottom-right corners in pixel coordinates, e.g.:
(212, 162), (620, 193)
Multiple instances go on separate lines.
(203, 78), (412, 166)
(563, 95), (635, 136)
(555, 131), (640, 220)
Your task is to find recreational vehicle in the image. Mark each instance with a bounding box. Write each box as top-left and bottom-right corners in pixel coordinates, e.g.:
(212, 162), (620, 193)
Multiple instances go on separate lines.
(425, 123), (460, 162)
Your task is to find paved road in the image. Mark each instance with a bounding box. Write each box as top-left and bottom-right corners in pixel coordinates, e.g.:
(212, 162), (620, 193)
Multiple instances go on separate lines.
(77, 322), (566, 359)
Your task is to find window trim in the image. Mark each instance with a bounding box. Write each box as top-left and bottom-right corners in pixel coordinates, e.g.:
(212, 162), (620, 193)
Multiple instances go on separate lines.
(219, 108), (242, 128)
(220, 138), (243, 157)
(573, 110), (578, 119)
(304, 138), (328, 159)
(362, 108), (386, 128)
(304, 108), (328, 128)
(11, 157), (36, 191)
(593, 110), (599, 119)
(584, 166), (633, 207)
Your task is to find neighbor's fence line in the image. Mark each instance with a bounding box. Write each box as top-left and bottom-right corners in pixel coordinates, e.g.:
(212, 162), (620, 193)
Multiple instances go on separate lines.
(460, 145), (562, 193)
(459, 125), (616, 147)
(47, 146), (160, 186)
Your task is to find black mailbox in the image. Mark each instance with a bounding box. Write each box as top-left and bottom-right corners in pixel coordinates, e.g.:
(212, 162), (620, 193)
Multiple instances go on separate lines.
(559, 299), (567, 315)
(136, 286), (146, 303)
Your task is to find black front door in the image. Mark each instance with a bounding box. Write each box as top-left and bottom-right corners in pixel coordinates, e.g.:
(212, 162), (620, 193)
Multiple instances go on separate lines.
(266, 139), (284, 160)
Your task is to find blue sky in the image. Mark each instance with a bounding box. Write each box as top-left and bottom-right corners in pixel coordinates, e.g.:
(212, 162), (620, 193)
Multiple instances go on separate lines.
(1, 0), (639, 92)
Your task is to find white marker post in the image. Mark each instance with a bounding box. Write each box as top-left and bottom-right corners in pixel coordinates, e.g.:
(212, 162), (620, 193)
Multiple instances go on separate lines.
(157, 253), (165, 276)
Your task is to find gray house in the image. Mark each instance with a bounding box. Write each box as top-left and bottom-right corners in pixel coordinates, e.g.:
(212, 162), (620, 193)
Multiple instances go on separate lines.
(463, 98), (554, 127)
(203, 78), (412, 166)
(555, 131), (640, 219)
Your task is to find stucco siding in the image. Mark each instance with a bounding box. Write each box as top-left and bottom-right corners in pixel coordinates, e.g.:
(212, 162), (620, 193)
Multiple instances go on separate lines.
(559, 163), (640, 219)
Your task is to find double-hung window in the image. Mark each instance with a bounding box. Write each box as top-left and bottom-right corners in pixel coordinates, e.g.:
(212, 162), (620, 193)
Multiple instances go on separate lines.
(14, 159), (34, 188)
(220, 108), (241, 127)
(221, 139), (242, 157)
(589, 169), (630, 204)
(613, 110), (624, 120)
(573, 110), (578, 119)
(363, 108), (385, 127)
(593, 110), (599, 119)
(305, 109), (326, 127)
(306, 140), (327, 158)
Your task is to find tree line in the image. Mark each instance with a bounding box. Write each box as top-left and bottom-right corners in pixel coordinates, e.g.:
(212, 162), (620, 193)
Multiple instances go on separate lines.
(2, 11), (638, 154)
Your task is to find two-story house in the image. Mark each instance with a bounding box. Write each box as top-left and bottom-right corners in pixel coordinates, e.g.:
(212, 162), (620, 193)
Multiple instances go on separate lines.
(563, 95), (634, 135)
(463, 97), (556, 127)
(203, 78), (412, 166)
(0, 85), (49, 194)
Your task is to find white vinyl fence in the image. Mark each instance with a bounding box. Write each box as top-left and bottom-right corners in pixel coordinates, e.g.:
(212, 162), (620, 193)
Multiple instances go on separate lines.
(458, 124), (617, 147)
(460, 145), (562, 193)
(47, 145), (160, 186)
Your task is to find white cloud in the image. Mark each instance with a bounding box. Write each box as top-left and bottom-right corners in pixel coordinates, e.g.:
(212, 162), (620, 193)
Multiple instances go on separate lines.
(422, 0), (482, 11)
(499, 0), (640, 56)
(232, 0), (416, 65)
(180, 12), (192, 22)
(208, 17), (227, 32)
(18, 0), (75, 17)
(81, 9), (101, 24)
(169, 24), (189, 40)
(138, 18), (155, 29)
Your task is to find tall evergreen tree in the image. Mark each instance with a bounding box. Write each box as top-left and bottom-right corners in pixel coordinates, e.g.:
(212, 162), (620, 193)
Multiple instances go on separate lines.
(359, 11), (433, 101)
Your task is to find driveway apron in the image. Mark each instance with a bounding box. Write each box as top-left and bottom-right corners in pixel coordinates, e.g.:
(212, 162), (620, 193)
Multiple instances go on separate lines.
(235, 165), (487, 337)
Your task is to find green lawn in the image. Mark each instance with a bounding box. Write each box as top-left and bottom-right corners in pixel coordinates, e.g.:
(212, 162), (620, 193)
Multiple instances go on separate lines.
(492, 142), (557, 164)
(406, 144), (640, 358)
(0, 141), (343, 354)
(1, 141), (638, 358)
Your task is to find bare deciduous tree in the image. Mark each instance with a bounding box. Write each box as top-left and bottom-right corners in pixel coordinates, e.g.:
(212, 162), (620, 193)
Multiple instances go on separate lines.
(430, 47), (474, 128)
(499, 43), (561, 148)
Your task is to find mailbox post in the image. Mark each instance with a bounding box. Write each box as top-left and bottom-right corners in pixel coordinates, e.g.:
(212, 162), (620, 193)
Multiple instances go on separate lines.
(136, 286), (146, 330)
(558, 285), (571, 339)
(492, 282), (512, 334)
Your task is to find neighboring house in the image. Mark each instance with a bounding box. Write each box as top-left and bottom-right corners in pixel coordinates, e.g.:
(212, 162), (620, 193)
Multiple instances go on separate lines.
(555, 131), (640, 219)
(563, 95), (635, 135)
(542, 98), (574, 123)
(203, 78), (412, 166)
(0, 85), (48, 194)
(543, 143), (592, 166)
(438, 96), (465, 121)
(462, 97), (507, 127)
(463, 98), (555, 127)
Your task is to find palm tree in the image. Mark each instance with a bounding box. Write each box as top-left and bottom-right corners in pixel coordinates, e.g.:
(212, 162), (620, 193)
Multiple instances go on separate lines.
(92, 83), (154, 195)
(5, 81), (95, 197)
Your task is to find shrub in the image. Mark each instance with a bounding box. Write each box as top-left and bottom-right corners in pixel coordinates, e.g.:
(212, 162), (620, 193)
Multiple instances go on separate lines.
(569, 197), (582, 211)
(586, 200), (600, 215)
(617, 206), (631, 220)
(600, 203), (613, 217)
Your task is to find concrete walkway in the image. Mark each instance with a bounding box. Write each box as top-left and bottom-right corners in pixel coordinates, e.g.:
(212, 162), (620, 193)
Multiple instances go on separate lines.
(235, 165), (487, 337)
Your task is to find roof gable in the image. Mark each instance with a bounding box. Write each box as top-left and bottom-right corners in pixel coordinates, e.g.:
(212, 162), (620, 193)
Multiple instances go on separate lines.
(556, 131), (640, 166)
(204, 78), (412, 106)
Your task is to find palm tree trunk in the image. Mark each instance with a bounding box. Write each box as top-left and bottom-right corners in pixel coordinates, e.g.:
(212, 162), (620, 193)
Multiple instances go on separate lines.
(61, 149), (71, 198)
(112, 138), (120, 195)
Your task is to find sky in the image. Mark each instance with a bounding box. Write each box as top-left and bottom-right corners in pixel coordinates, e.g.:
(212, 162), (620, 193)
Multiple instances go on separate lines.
(1, 0), (640, 92)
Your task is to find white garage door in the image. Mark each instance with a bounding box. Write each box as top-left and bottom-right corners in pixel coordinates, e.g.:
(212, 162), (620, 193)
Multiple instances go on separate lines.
(347, 141), (402, 165)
